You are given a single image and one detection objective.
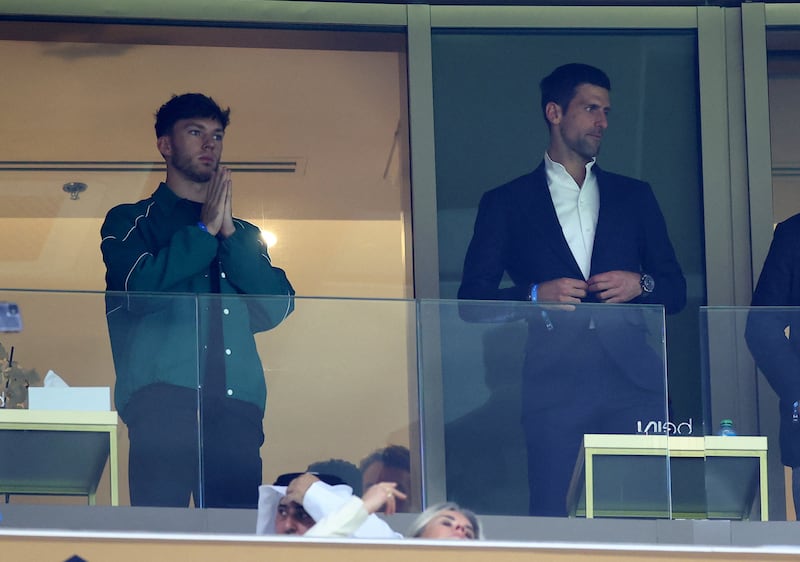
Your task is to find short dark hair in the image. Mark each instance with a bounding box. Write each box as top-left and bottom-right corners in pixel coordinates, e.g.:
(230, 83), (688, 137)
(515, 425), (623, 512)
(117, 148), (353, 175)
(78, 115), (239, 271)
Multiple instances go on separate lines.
(154, 93), (230, 138)
(306, 458), (363, 495)
(359, 444), (410, 473)
(539, 63), (611, 123)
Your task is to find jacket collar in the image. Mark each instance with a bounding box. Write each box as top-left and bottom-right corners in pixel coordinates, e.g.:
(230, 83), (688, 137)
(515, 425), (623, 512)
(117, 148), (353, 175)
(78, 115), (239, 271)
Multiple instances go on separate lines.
(152, 182), (183, 213)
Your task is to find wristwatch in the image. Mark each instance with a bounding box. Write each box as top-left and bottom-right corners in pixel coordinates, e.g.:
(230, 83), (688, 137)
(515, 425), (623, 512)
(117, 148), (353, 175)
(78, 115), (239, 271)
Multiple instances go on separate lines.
(640, 273), (655, 295)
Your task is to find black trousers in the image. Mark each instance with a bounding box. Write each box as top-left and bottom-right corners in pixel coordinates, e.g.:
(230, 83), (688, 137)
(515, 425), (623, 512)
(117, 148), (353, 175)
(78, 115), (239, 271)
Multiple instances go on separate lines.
(523, 330), (666, 517)
(125, 384), (264, 508)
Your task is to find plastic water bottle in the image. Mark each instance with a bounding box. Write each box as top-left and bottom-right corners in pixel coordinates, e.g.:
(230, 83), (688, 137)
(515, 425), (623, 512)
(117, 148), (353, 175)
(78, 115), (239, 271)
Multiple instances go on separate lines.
(718, 419), (737, 436)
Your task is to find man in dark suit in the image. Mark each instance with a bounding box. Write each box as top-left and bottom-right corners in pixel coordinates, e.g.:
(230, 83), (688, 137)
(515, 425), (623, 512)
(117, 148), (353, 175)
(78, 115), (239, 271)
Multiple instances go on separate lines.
(745, 214), (800, 512)
(458, 63), (686, 516)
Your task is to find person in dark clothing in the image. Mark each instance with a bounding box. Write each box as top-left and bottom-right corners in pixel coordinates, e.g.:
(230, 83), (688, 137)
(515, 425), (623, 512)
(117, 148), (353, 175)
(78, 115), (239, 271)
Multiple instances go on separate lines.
(745, 213), (800, 512)
(458, 64), (686, 516)
(101, 93), (294, 508)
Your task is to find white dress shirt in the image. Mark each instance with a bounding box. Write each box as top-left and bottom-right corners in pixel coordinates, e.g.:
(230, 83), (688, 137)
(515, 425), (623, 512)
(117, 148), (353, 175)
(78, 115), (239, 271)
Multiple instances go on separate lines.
(544, 152), (600, 280)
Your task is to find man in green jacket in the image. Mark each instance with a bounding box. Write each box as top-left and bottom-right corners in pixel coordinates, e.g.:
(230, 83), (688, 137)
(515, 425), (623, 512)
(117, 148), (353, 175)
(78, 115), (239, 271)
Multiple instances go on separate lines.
(101, 93), (294, 508)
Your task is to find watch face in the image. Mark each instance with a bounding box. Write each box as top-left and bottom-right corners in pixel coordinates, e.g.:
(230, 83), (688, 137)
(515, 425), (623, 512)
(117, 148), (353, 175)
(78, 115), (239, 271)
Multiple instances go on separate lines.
(641, 274), (655, 293)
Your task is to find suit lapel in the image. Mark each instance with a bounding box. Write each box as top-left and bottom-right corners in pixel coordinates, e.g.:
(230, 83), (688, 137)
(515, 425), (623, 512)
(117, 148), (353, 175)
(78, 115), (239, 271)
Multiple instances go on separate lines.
(524, 163), (585, 279)
(590, 165), (618, 276)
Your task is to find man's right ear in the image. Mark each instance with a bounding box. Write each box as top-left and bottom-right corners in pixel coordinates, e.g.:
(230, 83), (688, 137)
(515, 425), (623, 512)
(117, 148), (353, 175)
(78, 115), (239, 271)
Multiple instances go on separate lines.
(545, 101), (563, 125)
(156, 135), (172, 158)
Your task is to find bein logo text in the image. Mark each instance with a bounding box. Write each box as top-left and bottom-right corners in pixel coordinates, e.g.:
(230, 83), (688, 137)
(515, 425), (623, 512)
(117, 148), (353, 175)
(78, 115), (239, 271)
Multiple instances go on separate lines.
(636, 418), (693, 435)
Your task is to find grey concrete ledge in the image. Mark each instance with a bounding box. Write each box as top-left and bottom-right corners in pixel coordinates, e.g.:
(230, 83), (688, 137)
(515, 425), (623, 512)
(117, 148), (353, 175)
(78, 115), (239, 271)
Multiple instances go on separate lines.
(1, 505), (799, 548)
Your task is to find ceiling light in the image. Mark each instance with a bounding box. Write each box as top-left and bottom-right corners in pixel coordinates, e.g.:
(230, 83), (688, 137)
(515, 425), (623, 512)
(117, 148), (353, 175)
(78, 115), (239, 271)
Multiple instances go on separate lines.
(261, 230), (277, 248)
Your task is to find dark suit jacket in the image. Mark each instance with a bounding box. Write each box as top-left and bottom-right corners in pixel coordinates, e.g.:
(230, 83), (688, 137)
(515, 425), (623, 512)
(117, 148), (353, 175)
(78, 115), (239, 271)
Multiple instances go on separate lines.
(458, 161), (687, 412)
(745, 213), (800, 466)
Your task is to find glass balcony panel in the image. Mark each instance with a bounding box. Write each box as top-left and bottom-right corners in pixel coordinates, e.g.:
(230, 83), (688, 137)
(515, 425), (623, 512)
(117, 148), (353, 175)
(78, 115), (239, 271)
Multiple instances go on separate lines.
(197, 294), (420, 514)
(421, 299), (671, 519)
(700, 306), (773, 521)
(0, 288), (200, 509)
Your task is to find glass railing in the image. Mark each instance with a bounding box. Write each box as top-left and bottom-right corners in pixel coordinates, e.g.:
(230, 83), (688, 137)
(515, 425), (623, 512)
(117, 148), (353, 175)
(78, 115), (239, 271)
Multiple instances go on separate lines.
(0, 289), (420, 515)
(6, 290), (781, 535)
(424, 299), (670, 519)
(214, 293), (421, 513)
(0, 289), (200, 508)
(700, 306), (788, 522)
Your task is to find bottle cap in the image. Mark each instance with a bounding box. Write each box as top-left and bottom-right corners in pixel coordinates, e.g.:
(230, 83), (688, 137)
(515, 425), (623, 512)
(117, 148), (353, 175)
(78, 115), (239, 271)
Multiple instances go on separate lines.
(720, 419), (733, 425)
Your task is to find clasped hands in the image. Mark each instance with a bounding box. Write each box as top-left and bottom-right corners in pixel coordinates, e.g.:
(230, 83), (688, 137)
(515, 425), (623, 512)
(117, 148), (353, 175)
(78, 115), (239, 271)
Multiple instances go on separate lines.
(536, 271), (643, 306)
(200, 166), (235, 238)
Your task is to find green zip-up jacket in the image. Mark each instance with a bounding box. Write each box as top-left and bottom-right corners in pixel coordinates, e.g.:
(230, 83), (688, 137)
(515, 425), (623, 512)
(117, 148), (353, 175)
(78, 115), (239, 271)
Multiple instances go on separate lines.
(101, 183), (294, 421)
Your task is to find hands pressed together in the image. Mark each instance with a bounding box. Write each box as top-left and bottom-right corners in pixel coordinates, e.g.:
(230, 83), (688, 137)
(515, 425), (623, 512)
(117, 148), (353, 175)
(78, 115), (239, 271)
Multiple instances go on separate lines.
(536, 270), (643, 305)
(200, 166), (236, 238)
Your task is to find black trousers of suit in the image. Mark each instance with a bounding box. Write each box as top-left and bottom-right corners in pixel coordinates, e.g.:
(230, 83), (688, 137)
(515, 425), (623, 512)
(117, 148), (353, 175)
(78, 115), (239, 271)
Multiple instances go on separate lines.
(523, 329), (665, 517)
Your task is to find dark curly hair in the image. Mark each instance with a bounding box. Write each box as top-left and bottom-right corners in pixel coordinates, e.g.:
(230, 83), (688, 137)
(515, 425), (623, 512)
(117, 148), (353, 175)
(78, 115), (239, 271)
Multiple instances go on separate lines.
(154, 93), (230, 138)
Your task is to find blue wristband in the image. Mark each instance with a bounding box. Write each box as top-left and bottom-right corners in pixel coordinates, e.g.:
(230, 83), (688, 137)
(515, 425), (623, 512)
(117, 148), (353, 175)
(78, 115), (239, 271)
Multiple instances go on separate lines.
(530, 284), (553, 331)
(197, 221), (208, 233)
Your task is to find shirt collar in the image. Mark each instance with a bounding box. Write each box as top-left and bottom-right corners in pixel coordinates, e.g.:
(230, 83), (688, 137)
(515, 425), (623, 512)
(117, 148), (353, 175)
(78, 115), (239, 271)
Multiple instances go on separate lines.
(544, 152), (597, 186)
